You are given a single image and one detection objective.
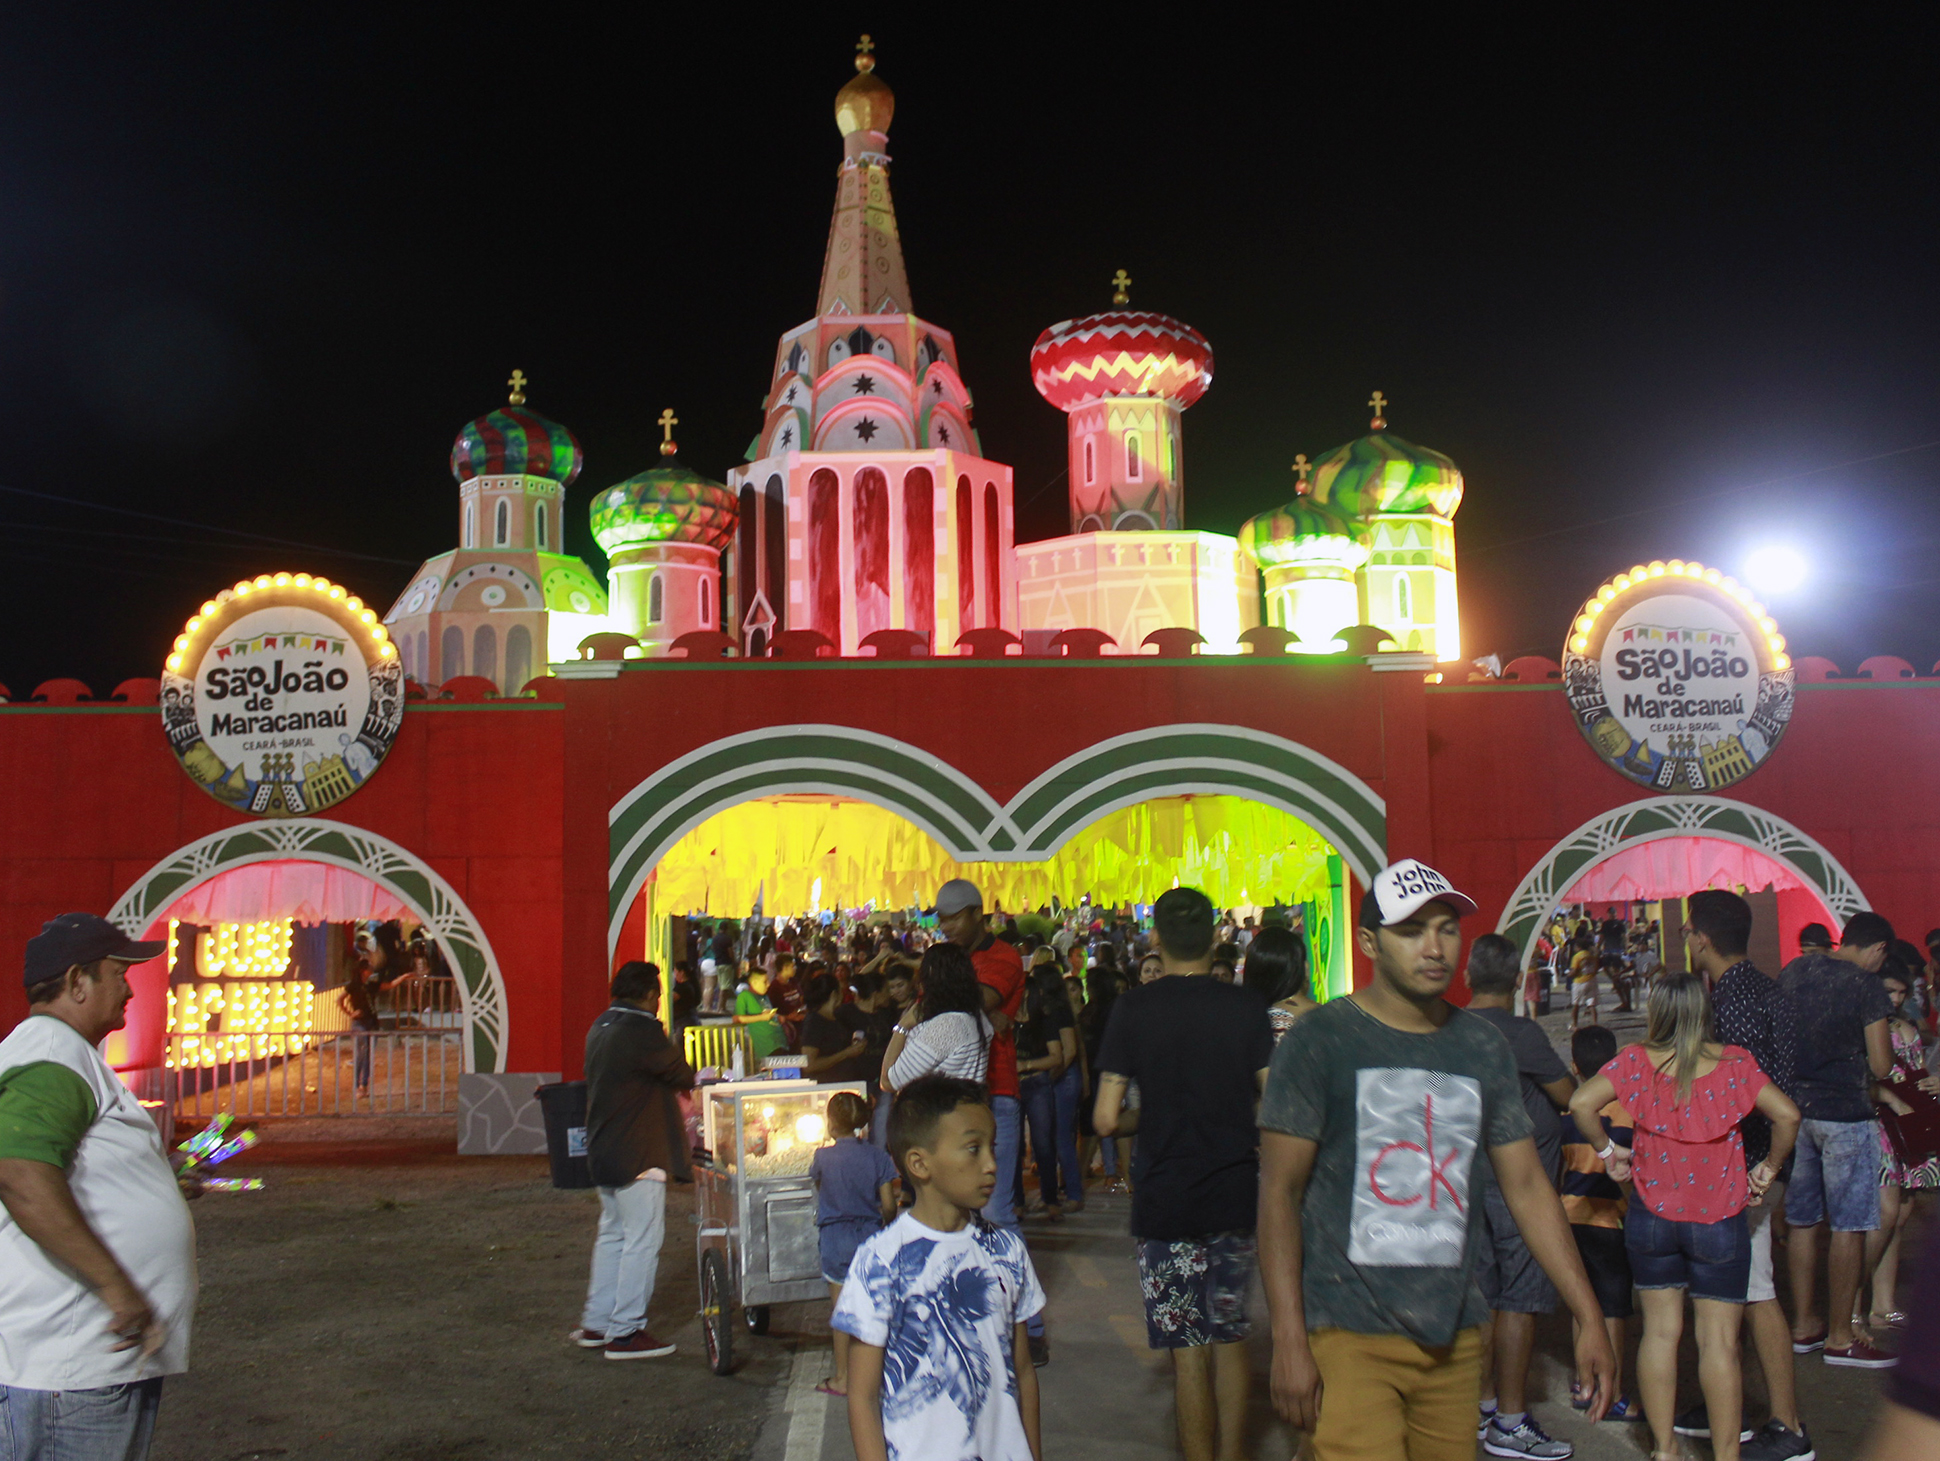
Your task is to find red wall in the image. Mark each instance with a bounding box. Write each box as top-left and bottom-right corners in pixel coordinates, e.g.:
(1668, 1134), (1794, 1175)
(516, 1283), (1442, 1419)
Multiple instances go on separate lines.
(7, 664), (1937, 1082)
(0, 699), (567, 1073)
(1424, 679), (1940, 946)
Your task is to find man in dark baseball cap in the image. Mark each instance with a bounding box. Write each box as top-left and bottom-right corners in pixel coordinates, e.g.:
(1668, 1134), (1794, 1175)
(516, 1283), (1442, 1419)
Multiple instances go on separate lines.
(0, 914), (193, 1452)
(24, 913), (165, 994)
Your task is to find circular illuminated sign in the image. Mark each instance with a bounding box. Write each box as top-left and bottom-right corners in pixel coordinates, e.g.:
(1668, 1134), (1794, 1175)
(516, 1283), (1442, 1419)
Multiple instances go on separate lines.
(1562, 559), (1795, 792)
(161, 573), (405, 817)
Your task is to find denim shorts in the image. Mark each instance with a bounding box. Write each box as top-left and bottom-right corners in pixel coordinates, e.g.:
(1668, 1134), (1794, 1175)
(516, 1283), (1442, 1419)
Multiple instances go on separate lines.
(1625, 1203), (1749, 1303)
(1135, 1229), (1256, 1349)
(1475, 1179), (1559, 1314)
(819, 1218), (878, 1285)
(1784, 1118), (1883, 1232)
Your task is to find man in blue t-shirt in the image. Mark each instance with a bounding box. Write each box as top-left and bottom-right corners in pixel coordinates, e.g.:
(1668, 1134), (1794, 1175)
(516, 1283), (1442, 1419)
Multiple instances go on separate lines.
(1778, 910), (1896, 1369)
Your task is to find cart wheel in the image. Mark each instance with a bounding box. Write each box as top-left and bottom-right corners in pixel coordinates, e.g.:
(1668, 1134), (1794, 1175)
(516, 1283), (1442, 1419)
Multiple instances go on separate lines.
(744, 1304), (771, 1336)
(701, 1249), (733, 1375)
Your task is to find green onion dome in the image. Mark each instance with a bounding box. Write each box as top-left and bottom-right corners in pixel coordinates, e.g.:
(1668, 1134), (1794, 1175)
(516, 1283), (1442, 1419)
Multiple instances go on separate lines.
(1306, 431), (1462, 519)
(1237, 496), (1368, 573)
(589, 459), (738, 554)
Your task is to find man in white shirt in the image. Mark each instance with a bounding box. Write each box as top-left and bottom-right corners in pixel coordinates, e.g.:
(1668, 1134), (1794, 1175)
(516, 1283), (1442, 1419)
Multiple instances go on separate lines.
(0, 913), (196, 1460)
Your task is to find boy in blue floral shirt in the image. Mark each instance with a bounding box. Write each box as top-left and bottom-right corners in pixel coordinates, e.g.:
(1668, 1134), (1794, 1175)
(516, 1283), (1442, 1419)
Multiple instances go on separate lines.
(833, 1075), (1045, 1461)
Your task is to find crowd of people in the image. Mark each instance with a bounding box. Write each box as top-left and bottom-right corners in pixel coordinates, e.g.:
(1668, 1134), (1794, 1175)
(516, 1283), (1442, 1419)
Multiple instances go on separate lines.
(9, 875), (1940, 1461)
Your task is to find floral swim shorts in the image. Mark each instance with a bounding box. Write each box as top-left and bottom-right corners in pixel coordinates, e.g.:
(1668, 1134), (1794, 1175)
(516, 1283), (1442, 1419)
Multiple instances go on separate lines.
(1134, 1229), (1256, 1349)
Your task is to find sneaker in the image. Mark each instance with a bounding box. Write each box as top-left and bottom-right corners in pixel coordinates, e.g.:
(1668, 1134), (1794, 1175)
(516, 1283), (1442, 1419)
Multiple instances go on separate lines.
(1601, 1397), (1647, 1424)
(1790, 1328), (1828, 1353)
(568, 1327), (606, 1348)
(1674, 1401), (1752, 1440)
(1479, 1404), (1499, 1438)
(604, 1330), (676, 1359)
(1741, 1418), (1817, 1460)
(1028, 1334), (1049, 1368)
(1824, 1339), (1898, 1369)
(1483, 1416), (1573, 1458)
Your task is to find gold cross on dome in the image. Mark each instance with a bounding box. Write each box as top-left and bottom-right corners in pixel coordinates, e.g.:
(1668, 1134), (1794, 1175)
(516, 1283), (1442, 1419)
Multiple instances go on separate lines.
(855, 34), (876, 71)
(507, 369), (528, 406)
(1368, 390), (1388, 429)
(1111, 269), (1132, 306)
(657, 407), (679, 457)
(1293, 453), (1311, 490)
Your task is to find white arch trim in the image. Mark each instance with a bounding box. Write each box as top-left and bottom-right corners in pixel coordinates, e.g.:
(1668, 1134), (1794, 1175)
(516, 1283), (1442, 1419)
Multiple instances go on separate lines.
(1495, 795), (1869, 970)
(108, 819), (510, 1073)
(606, 722), (1390, 958)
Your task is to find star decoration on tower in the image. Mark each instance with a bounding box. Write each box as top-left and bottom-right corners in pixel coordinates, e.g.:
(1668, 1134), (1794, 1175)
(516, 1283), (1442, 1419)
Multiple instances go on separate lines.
(854, 417), (879, 442)
(932, 378), (945, 395)
(936, 423), (951, 445)
(853, 374), (876, 395)
(780, 425), (794, 448)
(785, 385), (799, 404)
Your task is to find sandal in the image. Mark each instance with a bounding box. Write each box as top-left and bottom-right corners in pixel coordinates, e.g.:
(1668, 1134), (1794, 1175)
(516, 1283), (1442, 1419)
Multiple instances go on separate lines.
(815, 1380), (846, 1397)
(1871, 1310), (1909, 1328)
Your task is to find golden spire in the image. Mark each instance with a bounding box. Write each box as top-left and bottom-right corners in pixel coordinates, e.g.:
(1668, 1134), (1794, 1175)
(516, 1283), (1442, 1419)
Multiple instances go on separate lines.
(1111, 268), (1132, 306)
(657, 408), (679, 457)
(507, 369), (528, 406)
(855, 33), (876, 72)
(1293, 453), (1312, 493)
(1368, 390), (1388, 431)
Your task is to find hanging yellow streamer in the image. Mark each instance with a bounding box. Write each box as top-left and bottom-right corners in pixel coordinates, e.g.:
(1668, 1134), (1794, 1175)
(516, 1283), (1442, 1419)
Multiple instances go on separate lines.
(648, 795), (1336, 916)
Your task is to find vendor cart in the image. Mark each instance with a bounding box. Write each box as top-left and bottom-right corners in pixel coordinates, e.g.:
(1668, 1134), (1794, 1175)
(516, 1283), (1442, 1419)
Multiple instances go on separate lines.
(694, 1079), (867, 1375)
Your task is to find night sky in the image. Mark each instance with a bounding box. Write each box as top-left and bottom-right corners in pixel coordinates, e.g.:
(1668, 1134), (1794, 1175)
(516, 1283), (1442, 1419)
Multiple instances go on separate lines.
(4, 10), (1937, 693)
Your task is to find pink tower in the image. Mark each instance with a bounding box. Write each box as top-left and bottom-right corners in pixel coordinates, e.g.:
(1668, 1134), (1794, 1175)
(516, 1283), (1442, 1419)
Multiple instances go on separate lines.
(725, 37), (1016, 657)
(1029, 274), (1213, 532)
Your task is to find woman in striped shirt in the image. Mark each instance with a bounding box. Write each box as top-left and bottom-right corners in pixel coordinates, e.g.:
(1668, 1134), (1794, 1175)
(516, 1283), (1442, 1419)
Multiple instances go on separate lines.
(881, 943), (992, 1093)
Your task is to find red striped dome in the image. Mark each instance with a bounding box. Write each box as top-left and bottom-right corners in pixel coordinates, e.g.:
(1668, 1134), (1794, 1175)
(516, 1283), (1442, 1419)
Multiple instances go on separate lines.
(1030, 310), (1213, 412)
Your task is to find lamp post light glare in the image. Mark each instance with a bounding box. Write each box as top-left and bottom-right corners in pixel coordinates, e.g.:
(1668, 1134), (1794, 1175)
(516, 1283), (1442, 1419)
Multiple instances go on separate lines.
(1745, 545), (1808, 595)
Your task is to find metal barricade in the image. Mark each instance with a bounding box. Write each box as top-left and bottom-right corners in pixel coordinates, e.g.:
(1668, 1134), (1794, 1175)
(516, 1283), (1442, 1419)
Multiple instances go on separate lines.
(165, 1029), (462, 1118)
(684, 1021), (751, 1073)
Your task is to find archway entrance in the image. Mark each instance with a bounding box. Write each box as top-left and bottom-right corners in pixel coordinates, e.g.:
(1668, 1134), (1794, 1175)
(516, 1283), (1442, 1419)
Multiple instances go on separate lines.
(631, 792), (1352, 997)
(1497, 796), (1868, 973)
(109, 820), (510, 1087)
(606, 721), (1389, 958)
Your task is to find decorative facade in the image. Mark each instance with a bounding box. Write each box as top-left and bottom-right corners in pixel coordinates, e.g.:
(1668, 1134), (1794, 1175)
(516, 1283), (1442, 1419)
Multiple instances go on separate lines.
(383, 385), (611, 692)
(725, 40), (1014, 657)
(1239, 400), (1465, 658)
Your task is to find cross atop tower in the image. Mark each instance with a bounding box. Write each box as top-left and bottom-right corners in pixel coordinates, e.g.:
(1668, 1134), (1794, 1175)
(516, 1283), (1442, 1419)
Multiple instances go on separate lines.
(855, 33), (875, 72)
(657, 407), (679, 457)
(1111, 269), (1132, 306)
(507, 369), (528, 406)
(1293, 453), (1311, 492)
(1368, 391), (1388, 430)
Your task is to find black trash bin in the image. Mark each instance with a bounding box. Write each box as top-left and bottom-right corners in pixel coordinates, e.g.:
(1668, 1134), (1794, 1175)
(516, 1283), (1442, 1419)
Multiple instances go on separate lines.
(1534, 968), (1553, 1017)
(535, 1080), (593, 1189)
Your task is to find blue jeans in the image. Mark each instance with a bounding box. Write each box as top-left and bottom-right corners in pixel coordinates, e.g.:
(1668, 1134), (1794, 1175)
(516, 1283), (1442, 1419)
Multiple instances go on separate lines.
(1100, 1134), (1122, 1178)
(979, 1094), (1043, 1337)
(1021, 1068), (1083, 1205)
(1625, 1203), (1750, 1303)
(0, 1378), (163, 1461)
(1785, 1118), (1883, 1232)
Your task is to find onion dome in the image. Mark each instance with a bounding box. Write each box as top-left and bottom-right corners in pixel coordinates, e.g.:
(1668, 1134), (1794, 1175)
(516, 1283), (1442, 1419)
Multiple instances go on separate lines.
(1307, 426), (1462, 519)
(836, 35), (893, 136)
(451, 407), (582, 487)
(1237, 497), (1369, 573)
(590, 460), (737, 554)
(1030, 311), (1214, 412)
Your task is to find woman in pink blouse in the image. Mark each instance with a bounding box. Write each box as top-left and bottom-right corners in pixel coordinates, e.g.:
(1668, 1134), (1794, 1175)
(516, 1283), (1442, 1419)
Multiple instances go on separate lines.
(1570, 972), (1800, 1461)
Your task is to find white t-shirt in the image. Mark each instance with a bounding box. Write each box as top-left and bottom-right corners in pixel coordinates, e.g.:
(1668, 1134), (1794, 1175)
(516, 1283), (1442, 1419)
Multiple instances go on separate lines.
(886, 1012), (990, 1089)
(831, 1212), (1046, 1461)
(0, 1015), (198, 1388)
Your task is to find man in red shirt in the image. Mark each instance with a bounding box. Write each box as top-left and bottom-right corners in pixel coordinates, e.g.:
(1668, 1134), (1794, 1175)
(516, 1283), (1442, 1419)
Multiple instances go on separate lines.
(936, 878), (1045, 1365)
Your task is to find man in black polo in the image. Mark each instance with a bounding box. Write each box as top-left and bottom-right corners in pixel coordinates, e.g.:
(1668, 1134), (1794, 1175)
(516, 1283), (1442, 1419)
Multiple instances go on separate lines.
(573, 961), (693, 1359)
(1684, 889), (1811, 1458)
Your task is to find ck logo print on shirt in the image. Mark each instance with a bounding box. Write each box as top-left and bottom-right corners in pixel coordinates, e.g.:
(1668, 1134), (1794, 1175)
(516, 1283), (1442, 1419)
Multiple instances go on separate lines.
(1348, 1067), (1483, 1268)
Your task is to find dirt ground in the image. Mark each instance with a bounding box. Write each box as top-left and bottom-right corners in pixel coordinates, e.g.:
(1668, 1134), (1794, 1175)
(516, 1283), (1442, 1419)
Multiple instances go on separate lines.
(149, 1126), (798, 1461)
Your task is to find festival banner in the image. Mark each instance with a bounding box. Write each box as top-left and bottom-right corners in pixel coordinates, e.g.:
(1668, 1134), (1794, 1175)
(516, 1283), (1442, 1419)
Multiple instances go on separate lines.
(1561, 561), (1794, 792)
(161, 574), (405, 817)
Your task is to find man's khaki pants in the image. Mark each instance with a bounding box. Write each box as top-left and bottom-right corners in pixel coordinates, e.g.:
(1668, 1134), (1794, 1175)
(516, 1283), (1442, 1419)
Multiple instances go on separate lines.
(1309, 1325), (1483, 1461)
